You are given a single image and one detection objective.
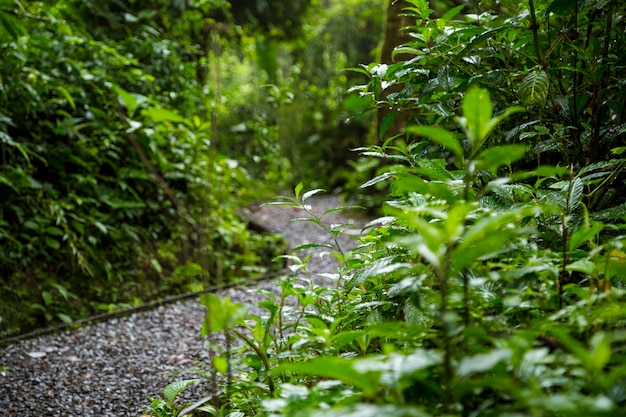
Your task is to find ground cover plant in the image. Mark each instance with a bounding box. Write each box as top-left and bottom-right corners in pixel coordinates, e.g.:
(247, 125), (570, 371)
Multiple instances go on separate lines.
(144, 0), (626, 416)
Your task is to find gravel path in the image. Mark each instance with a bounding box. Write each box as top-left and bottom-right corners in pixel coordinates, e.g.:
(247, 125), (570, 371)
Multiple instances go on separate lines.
(0, 194), (369, 416)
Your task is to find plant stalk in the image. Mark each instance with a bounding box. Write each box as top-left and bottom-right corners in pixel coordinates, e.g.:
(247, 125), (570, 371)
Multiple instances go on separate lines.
(528, 0), (544, 65)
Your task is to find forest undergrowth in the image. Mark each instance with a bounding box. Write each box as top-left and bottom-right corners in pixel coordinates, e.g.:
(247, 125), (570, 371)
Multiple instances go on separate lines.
(144, 0), (626, 416)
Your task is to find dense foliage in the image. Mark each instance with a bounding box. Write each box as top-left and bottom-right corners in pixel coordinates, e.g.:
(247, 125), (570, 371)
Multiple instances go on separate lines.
(0, 0), (316, 338)
(146, 0), (626, 416)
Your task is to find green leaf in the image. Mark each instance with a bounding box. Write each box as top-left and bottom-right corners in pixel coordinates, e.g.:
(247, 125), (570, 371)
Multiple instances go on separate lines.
(294, 182), (304, 198)
(304, 404), (432, 417)
(55, 86), (76, 112)
(302, 188), (325, 202)
(460, 87), (493, 147)
(150, 258), (162, 274)
(451, 206), (538, 271)
(113, 86), (147, 117)
(380, 112), (398, 139)
(406, 125), (463, 160)
(475, 145), (529, 173)
(397, 217), (446, 270)
(42, 291), (52, 306)
(441, 4), (466, 20)
(274, 357), (381, 396)
(292, 243), (335, 252)
(141, 107), (190, 126)
(520, 67), (550, 106)
(213, 355), (228, 374)
(322, 205), (363, 216)
(163, 379), (200, 404)
(589, 332), (611, 371)
(566, 259), (596, 275)
(45, 226), (64, 236)
(457, 349), (511, 377)
(57, 313), (72, 324)
(200, 294), (248, 335)
(567, 221), (604, 251)
(416, 158), (454, 181)
(45, 237), (60, 250)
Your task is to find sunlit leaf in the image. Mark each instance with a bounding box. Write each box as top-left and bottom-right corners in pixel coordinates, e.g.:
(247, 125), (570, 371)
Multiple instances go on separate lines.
(475, 145), (529, 173)
(302, 188), (325, 202)
(406, 125), (463, 160)
(457, 349), (511, 377)
(303, 404), (432, 417)
(141, 107), (189, 126)
(274, 357), (380, 396)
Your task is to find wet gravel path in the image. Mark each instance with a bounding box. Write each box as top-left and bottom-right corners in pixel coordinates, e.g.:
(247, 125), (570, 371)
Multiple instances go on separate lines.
(0, 194), (369, 416)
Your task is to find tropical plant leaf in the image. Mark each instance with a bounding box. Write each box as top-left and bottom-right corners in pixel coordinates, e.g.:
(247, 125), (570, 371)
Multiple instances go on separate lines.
(520, 67), (549, 106)
(406, 125), (463, 160)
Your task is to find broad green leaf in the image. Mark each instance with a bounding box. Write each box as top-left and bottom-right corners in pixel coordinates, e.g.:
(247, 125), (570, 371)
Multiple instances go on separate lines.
(567, 221), (604, 251)
(200, 294), (248, 335)
(475, 145), (529, 173)
(406, 125), (463, 160)
(566, 259), (596, 275)
(45, 237), (60, 250)
(331, 330), (369, 351)
(379, 112), (397, 139)
(397, 220), (445, 270)
(460, 87), (493, 148)
(57, 313), (72, 324)
(361, 171), (392, 188)
(352, 350), (442, 385)
(292, 243), (334, 252)
(441, 4), (466, 20)
(304, 404), (432, 417)
(42, 291), (52, 306)
(45, 226), (64, 236)
(520, 67), (550, 106)
(213, 355), (228, 374)
(141, 107), (189, 126)
(273, 357), (380, 396)
(589, 332), (611, 371)
(451, 206), (538, 271)
(113, 85), (147, 117)
(457, 349), (511, 377)
(416, 158), (454, 181)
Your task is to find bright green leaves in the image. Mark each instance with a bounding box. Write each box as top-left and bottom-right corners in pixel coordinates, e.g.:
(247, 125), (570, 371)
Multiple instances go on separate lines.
(458, 87), (493, 150)
(408, 88), (525, 173)
(396, 201), (539, 274)
(274, 349), (442, 399)
(406, 126), (464, 161)
(200, 293), (248, 335)
(113, 85), (147, 118)
(457, 87), (524, 157)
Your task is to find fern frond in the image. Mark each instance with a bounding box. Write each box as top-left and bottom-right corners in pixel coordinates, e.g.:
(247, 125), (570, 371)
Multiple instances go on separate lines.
(163, 378), (200, 405)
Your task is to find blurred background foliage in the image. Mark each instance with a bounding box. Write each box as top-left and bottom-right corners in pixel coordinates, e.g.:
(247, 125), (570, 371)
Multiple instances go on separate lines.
(0, 0), (385, 338)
